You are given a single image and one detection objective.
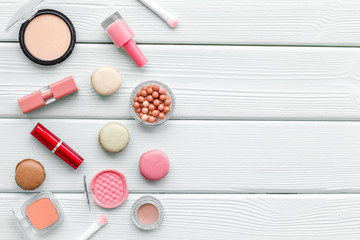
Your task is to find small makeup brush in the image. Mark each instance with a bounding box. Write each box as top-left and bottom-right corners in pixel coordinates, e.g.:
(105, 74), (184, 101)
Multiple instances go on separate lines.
(78, 215), (108, 240)
(138, 0), (179, 28)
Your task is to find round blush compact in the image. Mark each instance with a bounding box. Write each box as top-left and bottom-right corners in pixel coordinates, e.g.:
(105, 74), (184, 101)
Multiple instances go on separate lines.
(6, 0), (76, 65)
(132, 196), (164, 230)
(84, 170), (128, 209)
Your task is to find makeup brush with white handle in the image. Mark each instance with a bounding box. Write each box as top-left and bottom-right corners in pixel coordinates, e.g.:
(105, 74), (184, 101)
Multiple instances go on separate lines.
(138, 0), (179, 28)
(78, 215), (108, 240)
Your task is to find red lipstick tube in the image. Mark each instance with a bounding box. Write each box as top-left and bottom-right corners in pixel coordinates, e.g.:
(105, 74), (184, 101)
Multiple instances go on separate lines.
(31, 123), (84, 169)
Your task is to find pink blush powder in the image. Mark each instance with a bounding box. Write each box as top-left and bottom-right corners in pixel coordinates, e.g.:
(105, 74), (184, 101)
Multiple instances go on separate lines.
(90, 170), (128, 208)
(137, 204), (159, 225)
(26, 198), (59, 230)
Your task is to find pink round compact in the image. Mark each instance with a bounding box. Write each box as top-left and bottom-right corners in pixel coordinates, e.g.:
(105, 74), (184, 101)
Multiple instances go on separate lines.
(139, 150), (169, 181)
(90, 170), (128, 208)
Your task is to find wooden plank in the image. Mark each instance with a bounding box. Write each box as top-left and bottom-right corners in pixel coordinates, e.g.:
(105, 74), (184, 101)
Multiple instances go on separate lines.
(2, 43), (360, 120)
(2, 193), (360, 239)
(2, 0), (360, 45)
(1, 118), (360, 193)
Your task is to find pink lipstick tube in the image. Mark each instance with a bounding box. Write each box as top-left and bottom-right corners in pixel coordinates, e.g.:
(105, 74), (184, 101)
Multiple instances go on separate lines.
(18, 76), (78, 114)
(101, 12), (148, 68)
(31, 123), (84, 169)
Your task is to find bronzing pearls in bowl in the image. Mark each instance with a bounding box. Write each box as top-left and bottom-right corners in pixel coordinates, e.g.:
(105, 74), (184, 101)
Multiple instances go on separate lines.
(130, 81), (175, 126)
(6, 0), (76, 65)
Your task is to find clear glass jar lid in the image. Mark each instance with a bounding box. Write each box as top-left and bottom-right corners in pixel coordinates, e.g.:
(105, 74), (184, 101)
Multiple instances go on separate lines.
(5, 0), (44, 31)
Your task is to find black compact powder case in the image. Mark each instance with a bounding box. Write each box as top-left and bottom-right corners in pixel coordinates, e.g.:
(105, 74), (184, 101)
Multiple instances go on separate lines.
(18, 9), (76, 66)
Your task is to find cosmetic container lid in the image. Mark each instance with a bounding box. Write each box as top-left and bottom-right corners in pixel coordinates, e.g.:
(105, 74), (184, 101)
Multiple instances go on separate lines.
(101, 12), (123, 30)
(50, 76), (78, 99)
(11, 210), (31, 240)
(17, 90), (47, 114)
(12, 192), (63, 238)
(5, 0), (44, 31)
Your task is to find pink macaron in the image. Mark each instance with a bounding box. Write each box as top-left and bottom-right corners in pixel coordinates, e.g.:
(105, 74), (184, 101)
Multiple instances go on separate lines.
(139, 150), (169, 181)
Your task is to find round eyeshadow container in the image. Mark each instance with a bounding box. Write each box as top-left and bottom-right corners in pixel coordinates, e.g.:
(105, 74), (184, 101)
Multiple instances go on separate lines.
(89, 170), (128, 208)
(129, 81), (175, 127)
(19, 9), (76, 66)
(132, 196), (164, 230)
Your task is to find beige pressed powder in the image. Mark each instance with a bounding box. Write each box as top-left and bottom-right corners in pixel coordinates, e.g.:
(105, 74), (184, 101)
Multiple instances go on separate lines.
(24, 14), (71, 61)
(137, 203), (159, 225)
(132, 196), (164, 230)
(7, 1), (76, 65)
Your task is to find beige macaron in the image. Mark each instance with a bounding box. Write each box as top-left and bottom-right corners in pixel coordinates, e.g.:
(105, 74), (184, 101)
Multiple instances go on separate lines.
(91, 66), (122, 96)
(98, 122), (130, 153)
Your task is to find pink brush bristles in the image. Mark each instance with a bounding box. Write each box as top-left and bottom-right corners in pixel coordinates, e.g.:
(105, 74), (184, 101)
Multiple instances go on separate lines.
(97, 215), (108, 226)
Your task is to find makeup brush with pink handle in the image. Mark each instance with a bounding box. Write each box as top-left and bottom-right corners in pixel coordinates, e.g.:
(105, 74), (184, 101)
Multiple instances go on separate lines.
(78, 215), (108, 240)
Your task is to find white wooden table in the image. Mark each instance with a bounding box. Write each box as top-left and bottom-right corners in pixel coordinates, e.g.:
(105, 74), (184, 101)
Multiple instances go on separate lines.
(1, 0), (360, 239)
